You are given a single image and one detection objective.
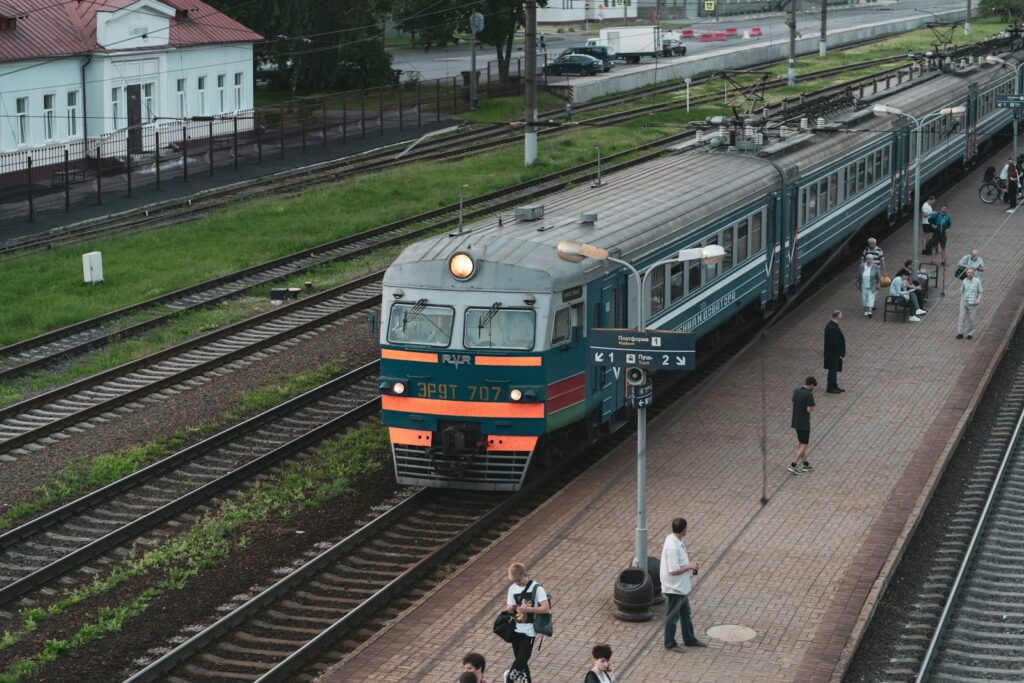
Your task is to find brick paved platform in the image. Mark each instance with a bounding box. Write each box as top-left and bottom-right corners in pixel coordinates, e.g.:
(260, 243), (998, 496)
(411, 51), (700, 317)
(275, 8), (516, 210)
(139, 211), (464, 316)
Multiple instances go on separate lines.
(320, 152), (1024, 683)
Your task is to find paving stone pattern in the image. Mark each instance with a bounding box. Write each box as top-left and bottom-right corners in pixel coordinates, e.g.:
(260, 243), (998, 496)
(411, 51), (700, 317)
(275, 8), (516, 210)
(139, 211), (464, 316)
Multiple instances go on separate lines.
(320, 153), (1024, 683)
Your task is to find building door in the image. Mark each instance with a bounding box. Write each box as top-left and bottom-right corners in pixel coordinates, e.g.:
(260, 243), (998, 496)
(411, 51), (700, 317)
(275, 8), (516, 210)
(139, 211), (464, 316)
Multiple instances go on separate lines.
(126, 84), (143, 154)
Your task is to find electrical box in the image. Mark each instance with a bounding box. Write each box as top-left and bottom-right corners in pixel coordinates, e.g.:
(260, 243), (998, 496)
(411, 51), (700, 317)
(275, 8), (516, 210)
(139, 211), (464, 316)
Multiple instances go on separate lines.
(514, 204), (545, 222)
(82, 251), (103, 284)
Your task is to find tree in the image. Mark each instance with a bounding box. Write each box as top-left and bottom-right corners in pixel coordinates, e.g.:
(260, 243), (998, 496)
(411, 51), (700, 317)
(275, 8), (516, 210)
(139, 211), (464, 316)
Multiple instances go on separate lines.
(978, 0), (1024, 21)
(394, 0), (464, 51)
(205, 0), (396, 92)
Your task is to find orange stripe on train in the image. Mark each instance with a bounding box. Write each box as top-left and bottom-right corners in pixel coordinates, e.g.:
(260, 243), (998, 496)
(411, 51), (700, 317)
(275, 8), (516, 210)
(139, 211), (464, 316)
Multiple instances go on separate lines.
(474, 356), (542, 367)
(382, 395), (545, 418)
(388, 427), (432, 446)
(381, 349), (439, 363)
(487, 435), (538, 452)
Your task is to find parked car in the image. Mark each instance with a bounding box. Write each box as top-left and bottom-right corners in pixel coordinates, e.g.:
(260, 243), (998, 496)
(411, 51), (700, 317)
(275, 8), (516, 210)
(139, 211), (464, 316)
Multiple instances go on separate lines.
(543, 54), (604, 76)
(662, 37), (687, 57)
(559, 45), (615, 72)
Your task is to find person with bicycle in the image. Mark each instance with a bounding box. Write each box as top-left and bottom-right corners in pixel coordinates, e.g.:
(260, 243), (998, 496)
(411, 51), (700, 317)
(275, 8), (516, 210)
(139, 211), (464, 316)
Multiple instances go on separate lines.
(927, 205), (951, 265)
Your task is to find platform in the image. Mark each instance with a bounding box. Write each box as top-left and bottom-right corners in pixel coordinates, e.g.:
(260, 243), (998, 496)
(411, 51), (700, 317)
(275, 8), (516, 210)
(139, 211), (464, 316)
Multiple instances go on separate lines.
(320, 153), (1024, 683)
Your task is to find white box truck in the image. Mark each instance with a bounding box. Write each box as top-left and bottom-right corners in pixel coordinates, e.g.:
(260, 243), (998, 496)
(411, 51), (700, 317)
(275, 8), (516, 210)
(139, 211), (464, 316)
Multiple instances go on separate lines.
(587, 26), (666, 63)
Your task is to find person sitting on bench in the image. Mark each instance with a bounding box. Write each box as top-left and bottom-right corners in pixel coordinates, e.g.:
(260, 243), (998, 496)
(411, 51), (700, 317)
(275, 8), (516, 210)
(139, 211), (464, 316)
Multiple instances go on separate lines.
(890, 273), (927, 322)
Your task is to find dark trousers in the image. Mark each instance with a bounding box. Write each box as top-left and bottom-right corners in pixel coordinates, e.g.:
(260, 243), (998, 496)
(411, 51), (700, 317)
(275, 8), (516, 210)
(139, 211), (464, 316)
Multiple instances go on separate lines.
(664, 593), (698, 647)
(509, 633), (534, 683)
(826, 367), (839, 391)
(1011, 181), (1019, 208)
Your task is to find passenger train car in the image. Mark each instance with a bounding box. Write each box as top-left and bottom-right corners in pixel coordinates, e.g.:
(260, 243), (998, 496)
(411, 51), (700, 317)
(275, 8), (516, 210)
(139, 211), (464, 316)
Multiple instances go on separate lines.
(379, 51), (1023, 491)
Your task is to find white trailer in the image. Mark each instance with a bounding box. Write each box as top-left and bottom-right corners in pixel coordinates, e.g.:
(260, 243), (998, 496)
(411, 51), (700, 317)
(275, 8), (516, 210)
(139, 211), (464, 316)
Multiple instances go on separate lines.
(587, 26), (664, 63)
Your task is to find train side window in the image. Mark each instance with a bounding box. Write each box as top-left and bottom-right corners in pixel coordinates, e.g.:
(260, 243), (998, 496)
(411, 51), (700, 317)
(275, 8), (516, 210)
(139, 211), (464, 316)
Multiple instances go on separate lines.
(882, 146), (891, 176)
(817, 178), (828, 214)
(551, 307), (571, 345)
(750, 211), (763, 253)
(865, 153), (875, 185)
(688, 258), (701, 292)
(874, 152), (883, 182)
(650, 266), (666, 315)
(705, 235), (720, 282)
(846, 163), (857, 198)
(721, 228), (733, 272)
(736, 219), (749, 262)
(857, 159), (866, 192)
(806, 184), (817, 221)
(670, 262), (684, 302)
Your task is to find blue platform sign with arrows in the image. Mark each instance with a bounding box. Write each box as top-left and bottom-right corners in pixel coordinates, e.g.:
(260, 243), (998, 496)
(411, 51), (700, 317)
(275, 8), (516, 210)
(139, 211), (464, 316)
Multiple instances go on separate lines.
(589, 328), (695, 370)
(996, 95), (1024, 108)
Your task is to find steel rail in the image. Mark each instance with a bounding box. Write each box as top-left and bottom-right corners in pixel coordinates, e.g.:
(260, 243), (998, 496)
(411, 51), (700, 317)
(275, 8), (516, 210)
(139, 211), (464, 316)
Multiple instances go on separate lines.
(0, 368), (381, 607)
(914, 390), (1024, 681)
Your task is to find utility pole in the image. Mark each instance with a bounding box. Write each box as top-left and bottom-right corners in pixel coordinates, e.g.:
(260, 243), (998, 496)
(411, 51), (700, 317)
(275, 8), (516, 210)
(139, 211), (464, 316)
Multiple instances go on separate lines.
(965, 0), (972, 36)
(470, 12), (484, 111)
(819, 0), (827, 57)
(787, 0), (797, 86)
(525, 0), (538, 166)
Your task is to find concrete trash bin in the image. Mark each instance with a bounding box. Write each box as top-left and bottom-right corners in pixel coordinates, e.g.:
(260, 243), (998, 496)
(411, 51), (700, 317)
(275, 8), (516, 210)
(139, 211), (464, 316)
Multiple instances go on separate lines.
(613, 568), (654, 622)
(647, 555), (665, 605)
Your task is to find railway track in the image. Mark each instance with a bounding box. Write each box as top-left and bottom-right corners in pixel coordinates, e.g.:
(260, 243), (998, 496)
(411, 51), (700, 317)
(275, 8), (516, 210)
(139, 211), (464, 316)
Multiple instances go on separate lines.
(0, 274), (382, 459)
(119, 313), (755, 683)
(0, 362), (381, 609)
(880, 363), (1024, 682)
(0, 56), (934, 384)
(0, 43), (942, 260)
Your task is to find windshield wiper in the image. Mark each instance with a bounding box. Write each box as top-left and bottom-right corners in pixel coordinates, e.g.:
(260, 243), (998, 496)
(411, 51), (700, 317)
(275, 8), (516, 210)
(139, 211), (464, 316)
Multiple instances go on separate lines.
(402, 299), (428, 331)
(479, 302), (502, 329)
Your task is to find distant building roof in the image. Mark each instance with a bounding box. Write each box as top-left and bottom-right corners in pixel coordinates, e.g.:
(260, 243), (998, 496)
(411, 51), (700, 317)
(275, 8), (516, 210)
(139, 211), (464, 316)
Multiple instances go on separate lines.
(0, 0), (262, 63)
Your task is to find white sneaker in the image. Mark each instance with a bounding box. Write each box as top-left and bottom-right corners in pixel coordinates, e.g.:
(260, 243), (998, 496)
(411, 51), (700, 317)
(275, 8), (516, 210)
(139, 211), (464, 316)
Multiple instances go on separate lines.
(915, 309), (927, 316)
(1008, 209), (1016, 213)
(863, 311), (870, 317)
(908, 315), (922, 322)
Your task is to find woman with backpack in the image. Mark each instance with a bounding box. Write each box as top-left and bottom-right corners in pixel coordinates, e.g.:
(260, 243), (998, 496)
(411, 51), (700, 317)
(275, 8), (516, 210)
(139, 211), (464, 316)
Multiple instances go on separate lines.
(505, 563), (550, 683)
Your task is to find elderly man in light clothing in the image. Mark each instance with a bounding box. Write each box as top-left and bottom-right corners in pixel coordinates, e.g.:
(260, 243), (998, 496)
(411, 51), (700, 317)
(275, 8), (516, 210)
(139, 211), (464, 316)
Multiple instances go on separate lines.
(957, 268), (983, 340)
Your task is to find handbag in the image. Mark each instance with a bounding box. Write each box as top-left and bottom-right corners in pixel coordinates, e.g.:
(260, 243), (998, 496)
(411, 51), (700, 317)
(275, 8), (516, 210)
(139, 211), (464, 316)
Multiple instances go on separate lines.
(954, 265), (968, 280)
(493, 610), (516, 643)
(533, 583), (553, 637)
(880, 274), (892, 288)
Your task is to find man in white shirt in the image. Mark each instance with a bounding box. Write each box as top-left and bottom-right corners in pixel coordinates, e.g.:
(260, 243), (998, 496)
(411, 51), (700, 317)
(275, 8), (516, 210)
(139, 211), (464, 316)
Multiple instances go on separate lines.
(921, 195), (936, 254)
(660, 517), (706, 650)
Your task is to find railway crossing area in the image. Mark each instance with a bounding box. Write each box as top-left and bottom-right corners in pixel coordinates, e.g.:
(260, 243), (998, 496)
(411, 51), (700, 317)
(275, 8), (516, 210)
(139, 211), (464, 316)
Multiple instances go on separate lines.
(322, 154), (1024, 682)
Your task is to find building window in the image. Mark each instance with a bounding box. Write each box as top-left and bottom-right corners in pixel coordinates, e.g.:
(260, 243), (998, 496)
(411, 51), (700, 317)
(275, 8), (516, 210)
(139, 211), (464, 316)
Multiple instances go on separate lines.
(67, 91), (78, 137)
(16, 96), (28, 144)
(217, 74), (225, 112)
(143, 83), (154, 122)
(197, 76), (206, 115)
(43, 94), (55, 139)
(111, 87), (120, 128)
(234, 72), (243, 110)
(177, 78), (186, 117)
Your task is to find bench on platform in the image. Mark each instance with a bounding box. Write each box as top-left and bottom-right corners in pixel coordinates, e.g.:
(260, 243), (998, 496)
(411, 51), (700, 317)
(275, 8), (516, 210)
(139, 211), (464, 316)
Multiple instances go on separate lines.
(884, 295), (911, 322)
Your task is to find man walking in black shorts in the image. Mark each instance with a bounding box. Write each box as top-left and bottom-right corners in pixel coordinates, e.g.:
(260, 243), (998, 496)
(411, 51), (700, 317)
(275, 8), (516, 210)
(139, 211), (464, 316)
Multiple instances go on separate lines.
(789, 377), (817, 475)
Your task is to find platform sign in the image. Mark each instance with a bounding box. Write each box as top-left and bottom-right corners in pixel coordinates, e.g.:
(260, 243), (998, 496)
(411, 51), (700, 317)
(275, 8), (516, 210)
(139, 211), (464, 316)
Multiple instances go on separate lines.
(589, 328), (695, 370)
(996, 95), (1024, 108)
(704, 0), (716, 10)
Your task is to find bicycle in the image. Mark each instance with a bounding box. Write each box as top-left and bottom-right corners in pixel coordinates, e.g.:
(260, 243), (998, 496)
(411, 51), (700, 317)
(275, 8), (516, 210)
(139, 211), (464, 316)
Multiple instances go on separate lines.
(979, 178), (1024, 204)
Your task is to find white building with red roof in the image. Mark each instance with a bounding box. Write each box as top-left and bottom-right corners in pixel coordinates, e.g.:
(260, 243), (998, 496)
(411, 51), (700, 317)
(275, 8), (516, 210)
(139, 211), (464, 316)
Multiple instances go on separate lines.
(0, 0), (262, 154)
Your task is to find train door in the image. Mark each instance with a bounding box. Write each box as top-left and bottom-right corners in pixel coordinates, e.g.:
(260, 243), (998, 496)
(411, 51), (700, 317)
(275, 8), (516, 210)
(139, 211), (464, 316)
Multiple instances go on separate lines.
(598, 274), (628, 423)
(126, 84), (143, 155)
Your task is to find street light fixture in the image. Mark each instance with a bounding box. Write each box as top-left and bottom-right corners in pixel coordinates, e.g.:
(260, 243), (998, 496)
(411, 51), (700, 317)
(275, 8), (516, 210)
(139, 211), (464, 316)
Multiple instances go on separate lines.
(555, 239), (725, 592)
(986, 55), (1024, 160)
(872, 103), (966, 274)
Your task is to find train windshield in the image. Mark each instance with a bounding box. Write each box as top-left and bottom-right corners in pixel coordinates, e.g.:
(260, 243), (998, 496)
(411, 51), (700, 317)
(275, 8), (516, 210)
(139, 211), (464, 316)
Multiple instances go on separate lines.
(465, 307), (535, 350)
(387, 302), (454, 347)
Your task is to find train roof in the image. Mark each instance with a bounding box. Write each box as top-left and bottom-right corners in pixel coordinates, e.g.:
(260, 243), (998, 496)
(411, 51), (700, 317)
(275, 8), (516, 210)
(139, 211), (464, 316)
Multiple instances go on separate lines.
(387, 152), (779, 292)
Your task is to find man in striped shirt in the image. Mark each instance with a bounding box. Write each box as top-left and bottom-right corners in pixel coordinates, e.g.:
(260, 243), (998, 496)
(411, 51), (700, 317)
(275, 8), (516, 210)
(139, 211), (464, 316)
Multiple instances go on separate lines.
(957, 268), (983, 340)
(863, 238), (885, 273)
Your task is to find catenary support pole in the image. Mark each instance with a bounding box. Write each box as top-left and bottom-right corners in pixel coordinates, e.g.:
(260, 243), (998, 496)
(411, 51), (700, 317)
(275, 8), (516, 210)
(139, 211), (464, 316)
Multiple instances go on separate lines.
(819, 0), (827, 57)
(525, 0), (538, 166)
(788, 0), (798, 86)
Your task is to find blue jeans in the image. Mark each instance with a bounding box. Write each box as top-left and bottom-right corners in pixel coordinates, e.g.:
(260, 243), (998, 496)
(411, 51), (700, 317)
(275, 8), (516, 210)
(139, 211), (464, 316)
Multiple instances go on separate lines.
(664, 593), (698, 647)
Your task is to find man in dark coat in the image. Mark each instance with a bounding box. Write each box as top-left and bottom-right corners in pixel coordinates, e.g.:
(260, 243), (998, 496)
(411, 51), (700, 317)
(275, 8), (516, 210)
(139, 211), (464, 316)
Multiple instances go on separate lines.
(824, 310), (846, 394)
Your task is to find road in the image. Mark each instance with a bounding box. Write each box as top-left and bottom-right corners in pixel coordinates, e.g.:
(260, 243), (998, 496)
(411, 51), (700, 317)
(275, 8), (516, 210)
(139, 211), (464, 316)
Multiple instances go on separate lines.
(388, 0), (967, 82)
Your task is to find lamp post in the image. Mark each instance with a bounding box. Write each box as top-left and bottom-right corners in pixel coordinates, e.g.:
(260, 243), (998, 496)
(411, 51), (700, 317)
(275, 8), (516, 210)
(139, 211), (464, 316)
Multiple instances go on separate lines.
(986, 56), (1024, 161)
(556, 240), (725, 579)
(872, 104), (966, 273)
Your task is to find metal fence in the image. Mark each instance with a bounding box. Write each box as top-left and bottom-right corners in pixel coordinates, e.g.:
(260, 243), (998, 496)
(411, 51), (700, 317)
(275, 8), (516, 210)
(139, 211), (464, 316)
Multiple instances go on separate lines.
(0, 66), (527, 228)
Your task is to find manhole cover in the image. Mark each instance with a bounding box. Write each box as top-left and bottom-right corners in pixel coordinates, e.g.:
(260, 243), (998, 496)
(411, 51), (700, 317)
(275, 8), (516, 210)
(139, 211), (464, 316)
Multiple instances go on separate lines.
(706, 624), (757, 642)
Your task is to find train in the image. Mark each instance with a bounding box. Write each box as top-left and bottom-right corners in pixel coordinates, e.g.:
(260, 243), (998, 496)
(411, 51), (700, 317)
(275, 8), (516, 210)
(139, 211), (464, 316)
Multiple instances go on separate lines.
(378, 49), (1022, 491)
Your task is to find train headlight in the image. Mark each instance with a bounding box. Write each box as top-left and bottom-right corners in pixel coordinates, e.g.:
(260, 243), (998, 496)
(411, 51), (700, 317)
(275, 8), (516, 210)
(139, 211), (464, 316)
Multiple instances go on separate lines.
(449, 253), (475, 280)
(393, 381), (406, 395)
(510, 388), (523, 402)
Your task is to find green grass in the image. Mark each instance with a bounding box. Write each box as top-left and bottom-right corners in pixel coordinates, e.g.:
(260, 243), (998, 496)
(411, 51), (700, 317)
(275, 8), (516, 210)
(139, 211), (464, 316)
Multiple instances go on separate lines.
(0, 19), (1009, 350)
(0, 422), (387, 680)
